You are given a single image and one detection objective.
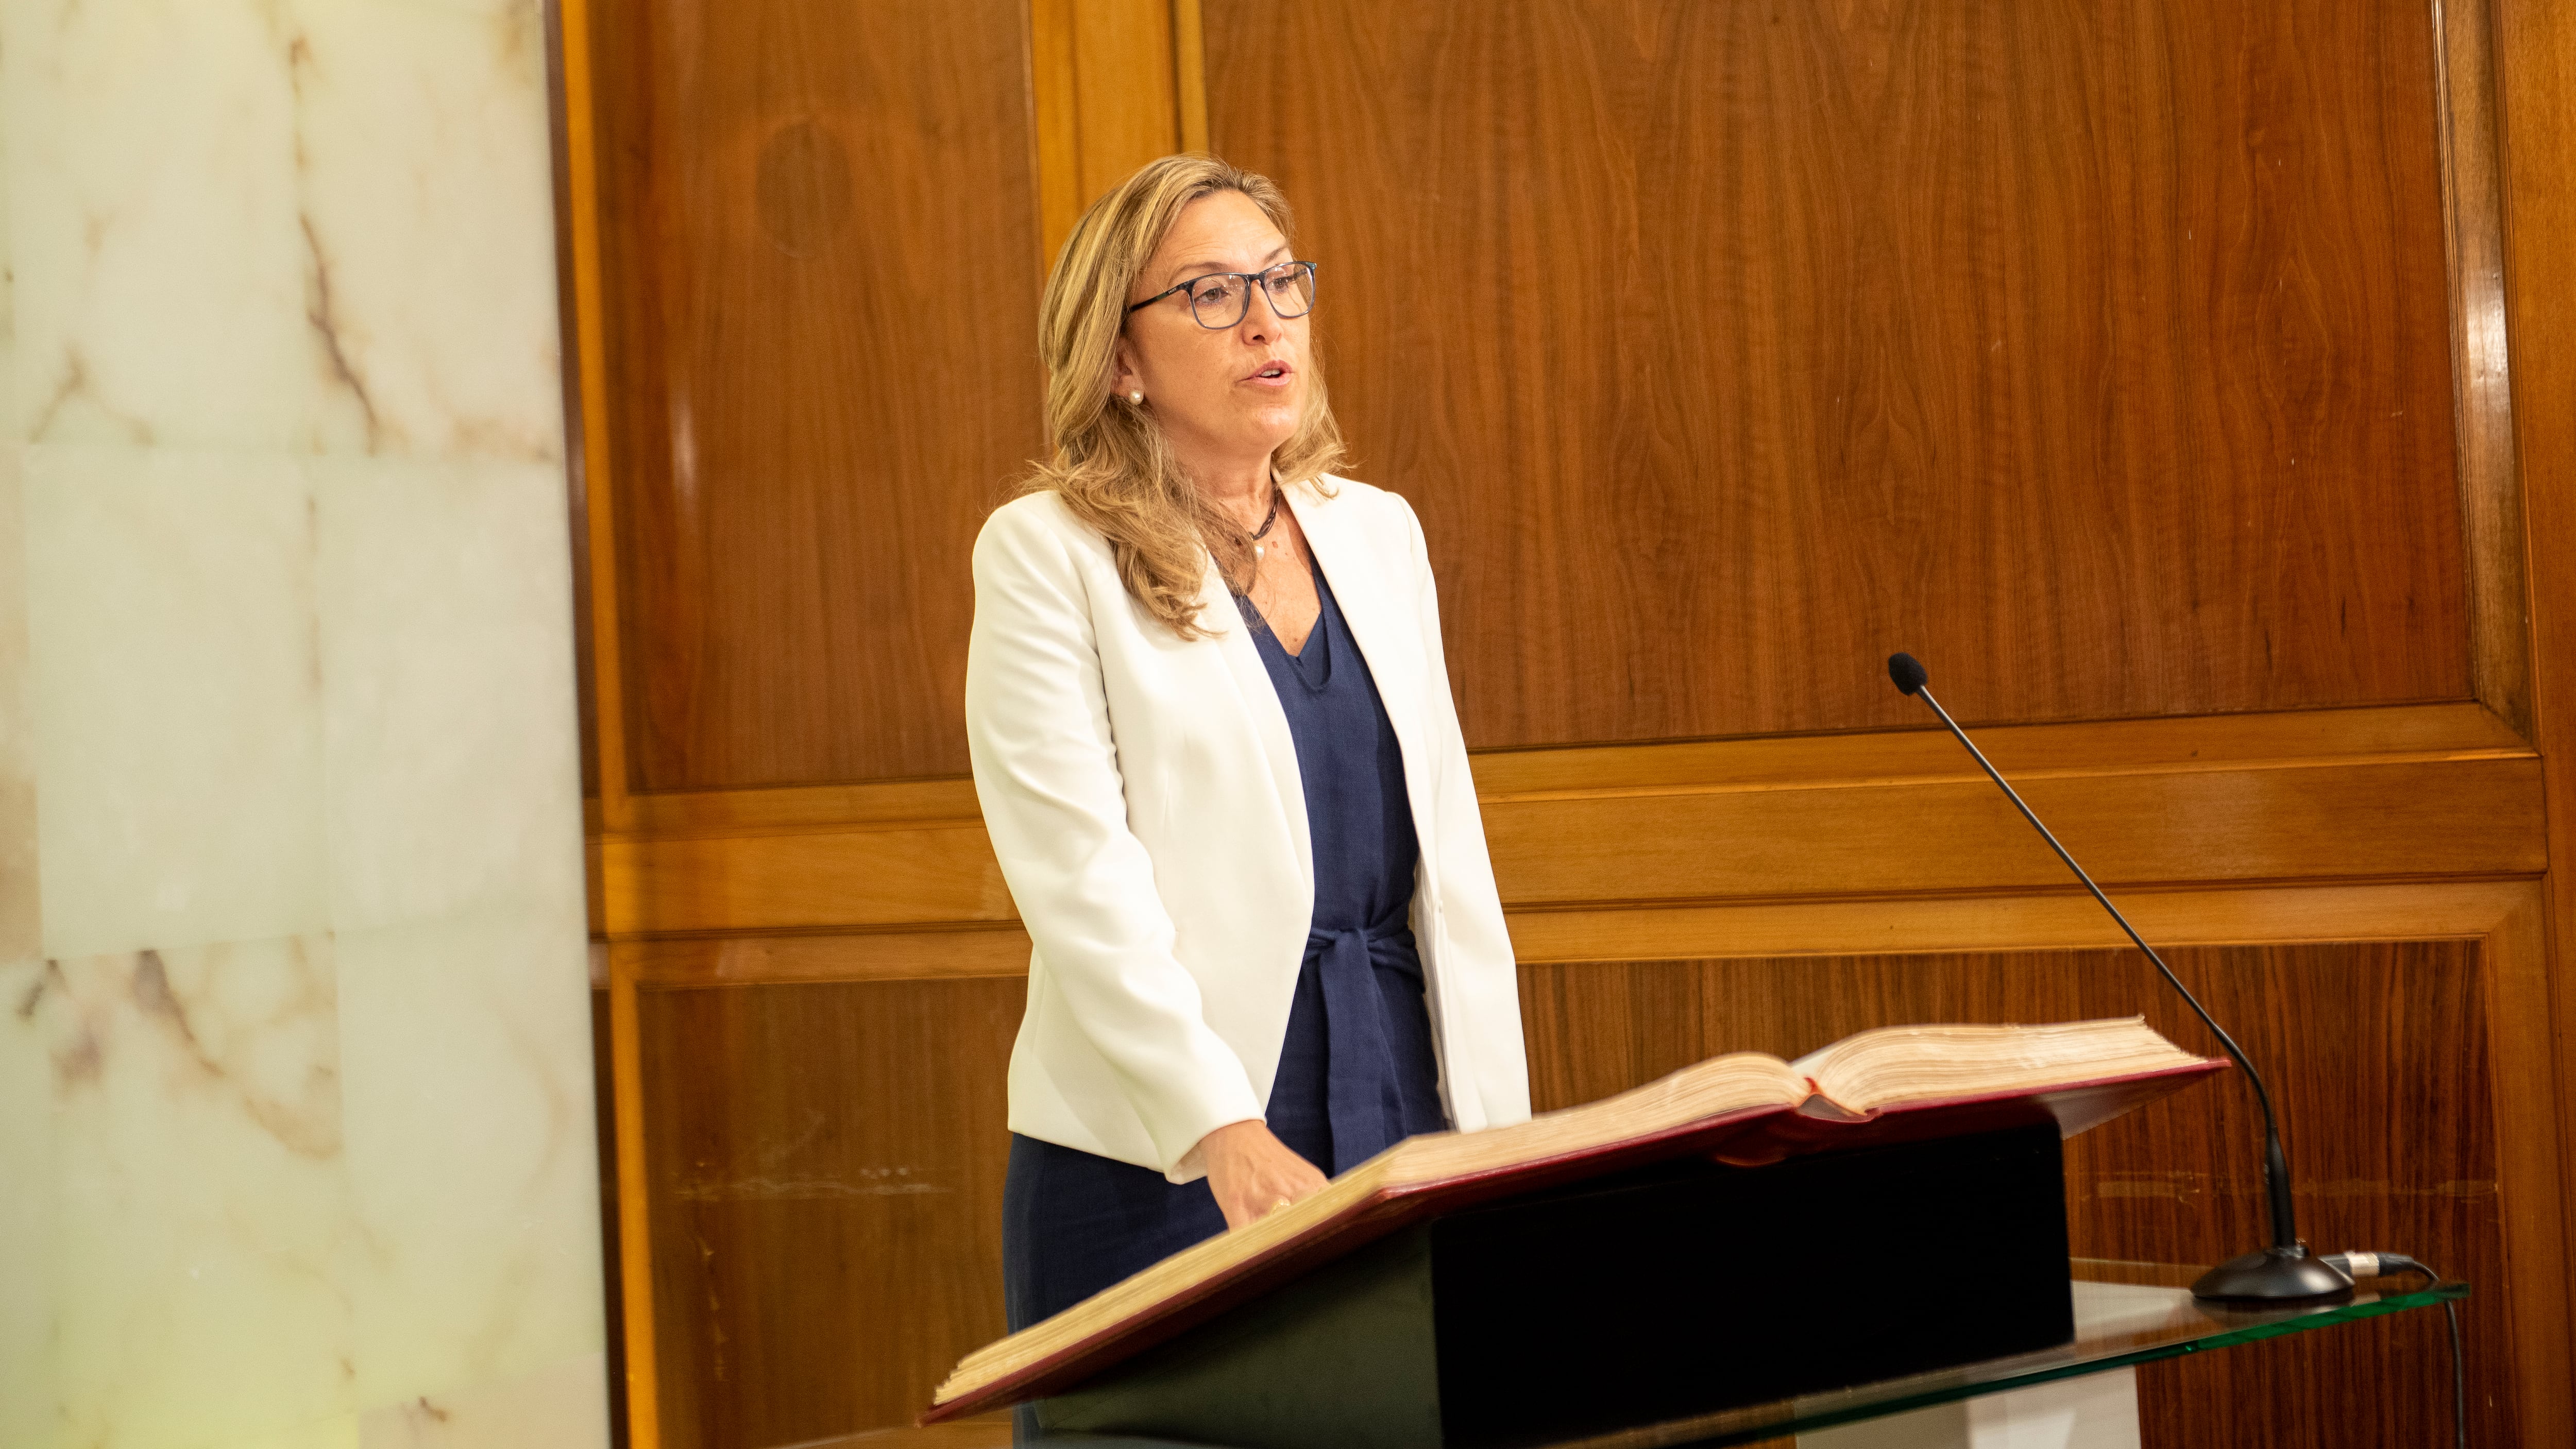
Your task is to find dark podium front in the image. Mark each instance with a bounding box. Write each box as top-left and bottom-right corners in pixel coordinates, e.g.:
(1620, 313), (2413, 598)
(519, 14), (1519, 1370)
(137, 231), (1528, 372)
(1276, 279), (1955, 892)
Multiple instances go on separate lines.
(1022, 1267), (2463, 1448)
(1019, 1123), (2467, 1449)
(1040, 1124), (2073, 1448)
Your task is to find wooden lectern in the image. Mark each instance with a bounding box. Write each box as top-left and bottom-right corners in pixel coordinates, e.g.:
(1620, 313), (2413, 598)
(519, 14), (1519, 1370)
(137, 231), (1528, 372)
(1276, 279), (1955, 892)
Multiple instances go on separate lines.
(925, 1024), (2238, 1447)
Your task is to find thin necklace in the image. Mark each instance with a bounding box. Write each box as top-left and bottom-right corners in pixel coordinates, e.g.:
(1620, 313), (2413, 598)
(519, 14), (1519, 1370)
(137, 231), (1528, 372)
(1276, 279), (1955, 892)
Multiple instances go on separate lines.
(1248, 483), (1283, 558)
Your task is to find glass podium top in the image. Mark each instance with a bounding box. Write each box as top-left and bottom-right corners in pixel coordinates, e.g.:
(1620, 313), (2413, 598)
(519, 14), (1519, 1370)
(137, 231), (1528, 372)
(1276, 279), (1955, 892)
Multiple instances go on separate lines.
(1578, 1258), (2467, 1448)
(1038, 1259), (2467, 1449)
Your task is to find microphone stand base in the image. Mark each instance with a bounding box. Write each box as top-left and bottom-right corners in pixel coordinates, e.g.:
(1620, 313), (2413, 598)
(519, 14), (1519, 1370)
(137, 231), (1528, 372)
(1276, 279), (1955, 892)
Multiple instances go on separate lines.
(2191, 1246), (2356, 1304)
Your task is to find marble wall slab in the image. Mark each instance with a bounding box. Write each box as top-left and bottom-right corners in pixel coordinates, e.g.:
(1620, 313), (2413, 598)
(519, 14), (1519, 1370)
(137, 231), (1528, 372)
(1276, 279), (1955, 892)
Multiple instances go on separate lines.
(30, 939), (351, 1447)
(314, 456), (586, 934)
(0, 956), (59, 1445)
(1, 445), (37, 961)
(25, 444), (333, 960)
(0, 0), (606, 1444)
(4, 0), (565, 462)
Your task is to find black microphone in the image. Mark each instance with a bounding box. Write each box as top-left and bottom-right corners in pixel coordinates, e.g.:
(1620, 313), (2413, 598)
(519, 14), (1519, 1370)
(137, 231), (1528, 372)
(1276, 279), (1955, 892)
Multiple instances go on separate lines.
(1885, 652), (2351, 1303)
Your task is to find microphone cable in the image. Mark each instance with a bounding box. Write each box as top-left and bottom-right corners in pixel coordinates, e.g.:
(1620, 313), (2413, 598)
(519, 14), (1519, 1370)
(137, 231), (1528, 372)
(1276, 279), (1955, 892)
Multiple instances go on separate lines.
(2319, 1253), (2464, 1447)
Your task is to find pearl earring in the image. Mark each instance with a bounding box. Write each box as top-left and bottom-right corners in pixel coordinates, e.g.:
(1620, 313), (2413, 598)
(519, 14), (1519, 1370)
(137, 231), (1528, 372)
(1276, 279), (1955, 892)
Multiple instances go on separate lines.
(1129, 390), (1144, 404)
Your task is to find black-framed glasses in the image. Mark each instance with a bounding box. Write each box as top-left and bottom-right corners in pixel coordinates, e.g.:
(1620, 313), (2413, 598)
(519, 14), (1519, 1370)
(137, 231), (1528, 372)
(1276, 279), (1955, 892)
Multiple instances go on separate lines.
(1127, 261), (1318, 330)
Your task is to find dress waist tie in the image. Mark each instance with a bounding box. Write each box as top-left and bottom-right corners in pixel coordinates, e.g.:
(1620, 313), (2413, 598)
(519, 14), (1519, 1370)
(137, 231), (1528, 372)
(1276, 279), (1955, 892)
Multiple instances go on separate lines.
(1308, 904), (1427, 1175)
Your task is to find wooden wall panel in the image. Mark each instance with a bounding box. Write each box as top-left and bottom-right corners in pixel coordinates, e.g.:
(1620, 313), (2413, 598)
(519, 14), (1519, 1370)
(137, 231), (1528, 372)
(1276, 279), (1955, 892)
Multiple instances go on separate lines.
(622, 934), (2532, 1448)
(1207, 0), (2469, 750)
(596, 711), (2545, 939)
(635, 975), (1026, 1449)
(2492, 25), (2576, 1441)
(554, 0), (2576, 1442)
(1519, 942), (2507, 1448)
(1031, 0), (1201, 268)
(588, 0), (1042, 793)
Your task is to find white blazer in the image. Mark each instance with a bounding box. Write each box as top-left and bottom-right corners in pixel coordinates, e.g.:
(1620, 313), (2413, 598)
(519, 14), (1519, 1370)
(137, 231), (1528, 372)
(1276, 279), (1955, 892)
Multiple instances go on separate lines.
(964, 473), (1531, 1184)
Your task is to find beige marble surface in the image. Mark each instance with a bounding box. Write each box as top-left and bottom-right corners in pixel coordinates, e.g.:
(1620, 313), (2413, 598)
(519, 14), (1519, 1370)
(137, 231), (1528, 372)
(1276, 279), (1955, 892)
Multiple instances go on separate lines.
(7, 0), (564, 461)
(0, 0), (606, 1443)
(0, 446), (37, 961)
(26, 444), (333, 959)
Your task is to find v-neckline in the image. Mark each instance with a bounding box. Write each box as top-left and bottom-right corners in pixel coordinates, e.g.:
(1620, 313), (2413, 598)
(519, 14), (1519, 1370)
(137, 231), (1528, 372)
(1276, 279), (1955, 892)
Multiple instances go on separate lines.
(1282, 591), (1331, 690)
(1239, 561), (1334, 691)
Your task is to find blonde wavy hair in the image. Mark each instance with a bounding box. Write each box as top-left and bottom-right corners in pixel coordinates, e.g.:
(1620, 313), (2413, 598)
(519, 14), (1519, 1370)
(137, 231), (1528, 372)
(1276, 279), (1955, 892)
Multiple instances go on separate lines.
(1020, 154), (1348, 639)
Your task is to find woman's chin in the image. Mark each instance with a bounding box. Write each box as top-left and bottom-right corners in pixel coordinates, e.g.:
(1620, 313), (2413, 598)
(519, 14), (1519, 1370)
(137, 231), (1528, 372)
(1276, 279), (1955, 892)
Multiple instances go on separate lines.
(1235, 401), (1303, 452)
(1173, 398), (1301, 466)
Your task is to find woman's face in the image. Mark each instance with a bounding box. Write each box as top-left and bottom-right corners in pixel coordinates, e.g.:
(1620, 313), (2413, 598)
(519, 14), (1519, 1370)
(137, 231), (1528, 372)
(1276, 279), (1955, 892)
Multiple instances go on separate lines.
(1113, 191), (1310, 478)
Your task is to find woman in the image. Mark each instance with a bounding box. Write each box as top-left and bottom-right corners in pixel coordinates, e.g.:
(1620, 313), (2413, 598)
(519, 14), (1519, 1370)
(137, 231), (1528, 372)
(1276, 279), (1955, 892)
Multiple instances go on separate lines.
(964, 154), (1529, 1355)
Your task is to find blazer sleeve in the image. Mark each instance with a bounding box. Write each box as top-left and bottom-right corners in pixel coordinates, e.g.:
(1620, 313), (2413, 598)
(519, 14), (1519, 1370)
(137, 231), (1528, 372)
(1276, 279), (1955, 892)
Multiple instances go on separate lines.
(963, 505), (1267, 1172)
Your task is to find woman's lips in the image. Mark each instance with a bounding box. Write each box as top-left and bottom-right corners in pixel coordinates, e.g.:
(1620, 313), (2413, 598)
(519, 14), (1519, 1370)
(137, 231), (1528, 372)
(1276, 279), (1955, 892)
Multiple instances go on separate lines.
(1241, 362), (1295, 389)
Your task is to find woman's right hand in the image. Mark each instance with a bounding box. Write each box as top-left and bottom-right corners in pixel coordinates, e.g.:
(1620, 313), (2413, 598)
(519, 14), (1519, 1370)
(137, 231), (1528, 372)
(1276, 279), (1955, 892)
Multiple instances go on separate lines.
(1197, 1119), (1329, 1230)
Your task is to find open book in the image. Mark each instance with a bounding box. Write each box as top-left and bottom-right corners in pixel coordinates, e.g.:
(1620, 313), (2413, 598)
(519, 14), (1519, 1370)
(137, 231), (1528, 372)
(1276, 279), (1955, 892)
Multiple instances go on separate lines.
(924, 1017), (2223, 1422)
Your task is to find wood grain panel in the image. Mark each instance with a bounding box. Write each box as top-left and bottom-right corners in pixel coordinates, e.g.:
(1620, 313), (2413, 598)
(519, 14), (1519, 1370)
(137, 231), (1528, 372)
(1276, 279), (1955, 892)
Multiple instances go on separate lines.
(560, 0), (639, 832)
(2494, 0), (2576, 1383)
(546, 0), (600, 805)
(619, 920), (2558, 1445)
(609, 880), (2535, 985)
(592, 703), (2535, 941)
(589, 0), (1041, 793)
(624, 776), (984, 839)
(561, 4), (2576, 1444)
(1485, 754), (2543, 908)
(1032, 0), (1189, 271)
(619, 928), (1034, 989)
(1519, 942), (2511, 1447)
(609, 954), (664, 1446)
(636, 975), (1026, 1449)
(1505, 879), (2545, 967)
(601, 820), (1014, 938)
(1208, 0), (2468, 749)
(588, 982), (632, 1449)
(603, 701), (2511, 839)
(599, 749), (2543, 937)
(2433, 0), (2531, 734)
(1468, 700), (2525, 797)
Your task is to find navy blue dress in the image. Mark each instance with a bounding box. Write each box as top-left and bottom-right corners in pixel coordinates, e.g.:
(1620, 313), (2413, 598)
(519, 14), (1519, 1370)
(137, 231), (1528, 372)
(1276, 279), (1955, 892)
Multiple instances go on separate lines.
(1001, 558), (1449, 1355)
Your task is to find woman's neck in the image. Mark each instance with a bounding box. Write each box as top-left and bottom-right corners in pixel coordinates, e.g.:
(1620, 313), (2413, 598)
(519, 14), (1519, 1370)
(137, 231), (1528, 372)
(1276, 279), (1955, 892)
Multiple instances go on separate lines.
(1179, 450), (1278, 525)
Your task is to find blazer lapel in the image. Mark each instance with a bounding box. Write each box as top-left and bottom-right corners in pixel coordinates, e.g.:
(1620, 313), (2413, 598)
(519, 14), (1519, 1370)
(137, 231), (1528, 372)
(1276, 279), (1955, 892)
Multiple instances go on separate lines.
(1197, 550), (1315, 896)
(1285, 483), (1440, 862)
